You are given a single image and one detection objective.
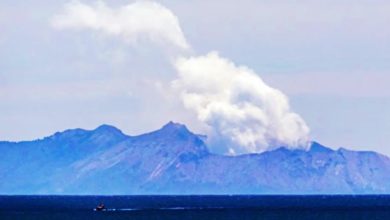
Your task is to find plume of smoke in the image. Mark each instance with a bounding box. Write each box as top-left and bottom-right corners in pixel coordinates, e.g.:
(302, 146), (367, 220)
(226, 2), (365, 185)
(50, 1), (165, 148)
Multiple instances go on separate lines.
(51, 0), (189, 50)
(173, 52), (310, 154)
(52, 1), (310, 154)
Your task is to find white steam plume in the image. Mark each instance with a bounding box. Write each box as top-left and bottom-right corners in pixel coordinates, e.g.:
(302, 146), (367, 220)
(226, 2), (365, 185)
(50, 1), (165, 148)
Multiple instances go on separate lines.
(51, 0), (189, 50)
(52, 1), (310, 154)
(173, 52), (310, 154)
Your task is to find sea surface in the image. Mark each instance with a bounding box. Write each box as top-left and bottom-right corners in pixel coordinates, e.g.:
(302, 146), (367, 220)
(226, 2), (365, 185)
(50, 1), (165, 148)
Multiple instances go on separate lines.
(1, 195), (390, 220)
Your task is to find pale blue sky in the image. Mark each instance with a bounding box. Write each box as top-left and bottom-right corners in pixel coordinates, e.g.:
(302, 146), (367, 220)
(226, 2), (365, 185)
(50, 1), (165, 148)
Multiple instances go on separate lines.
(1, 0), (390, 154)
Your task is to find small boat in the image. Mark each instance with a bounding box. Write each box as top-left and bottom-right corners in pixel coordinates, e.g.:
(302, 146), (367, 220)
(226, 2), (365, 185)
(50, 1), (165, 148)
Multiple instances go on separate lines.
(94, 203), (106, 211)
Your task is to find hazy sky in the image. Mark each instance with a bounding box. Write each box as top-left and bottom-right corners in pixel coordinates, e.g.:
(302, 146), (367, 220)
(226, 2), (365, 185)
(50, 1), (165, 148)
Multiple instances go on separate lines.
(1, 1), (390, 155)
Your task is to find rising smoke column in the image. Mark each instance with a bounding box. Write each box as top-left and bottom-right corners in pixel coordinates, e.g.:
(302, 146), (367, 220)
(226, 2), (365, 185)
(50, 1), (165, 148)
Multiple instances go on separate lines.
(173, 52), (310, 154)
(52, 0), (310, 154)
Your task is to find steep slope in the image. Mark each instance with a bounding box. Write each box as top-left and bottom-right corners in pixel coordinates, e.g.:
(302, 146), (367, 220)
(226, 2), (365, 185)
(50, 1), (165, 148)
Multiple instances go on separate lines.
(0, 125), (129, 194)
(1, 122), (390, 194)
(61, 122), (210, 194)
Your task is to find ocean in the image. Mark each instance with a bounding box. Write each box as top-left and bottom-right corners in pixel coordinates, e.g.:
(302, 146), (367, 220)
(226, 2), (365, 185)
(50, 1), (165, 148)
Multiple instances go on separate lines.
(1, 195), (390, 219)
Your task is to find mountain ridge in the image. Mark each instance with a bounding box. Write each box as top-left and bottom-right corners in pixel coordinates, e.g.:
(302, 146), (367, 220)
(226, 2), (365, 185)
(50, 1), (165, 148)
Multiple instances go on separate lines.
(1, 122), (390, 194)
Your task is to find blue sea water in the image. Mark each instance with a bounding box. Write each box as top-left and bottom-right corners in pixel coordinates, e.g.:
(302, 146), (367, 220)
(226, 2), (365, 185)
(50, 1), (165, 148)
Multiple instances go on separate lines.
(1, 195), (390, 220)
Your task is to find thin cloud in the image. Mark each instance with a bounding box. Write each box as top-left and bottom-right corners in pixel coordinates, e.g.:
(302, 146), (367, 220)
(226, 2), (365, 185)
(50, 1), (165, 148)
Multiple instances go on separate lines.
(51, 0), (190, 50)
